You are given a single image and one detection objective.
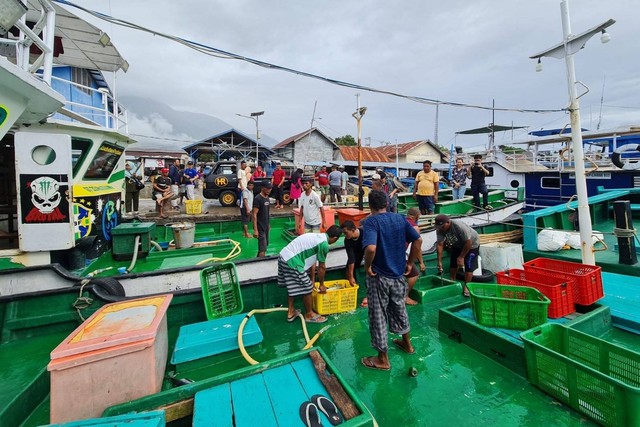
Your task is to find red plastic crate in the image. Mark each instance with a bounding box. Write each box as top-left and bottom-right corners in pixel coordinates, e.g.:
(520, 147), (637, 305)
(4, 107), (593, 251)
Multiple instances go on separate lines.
(496, 269), (575, 318)
(523, 258), (603, 306)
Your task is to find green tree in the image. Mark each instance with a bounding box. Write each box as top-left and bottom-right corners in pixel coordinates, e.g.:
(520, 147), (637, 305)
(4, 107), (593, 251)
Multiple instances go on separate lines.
(334, 135), (356, 146)
(500, 145), (526, 154)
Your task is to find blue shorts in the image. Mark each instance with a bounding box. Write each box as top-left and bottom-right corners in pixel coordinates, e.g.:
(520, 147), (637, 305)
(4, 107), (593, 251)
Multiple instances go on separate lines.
(417, 195), (435, 214)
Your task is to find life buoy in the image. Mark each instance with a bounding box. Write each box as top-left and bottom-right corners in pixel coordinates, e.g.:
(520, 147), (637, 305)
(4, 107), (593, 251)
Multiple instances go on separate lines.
(612, 144), (640, 170)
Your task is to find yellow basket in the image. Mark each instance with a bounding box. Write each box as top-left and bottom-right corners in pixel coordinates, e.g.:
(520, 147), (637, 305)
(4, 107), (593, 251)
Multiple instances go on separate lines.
(185, 199), (202, 215)
(312, 279), (359, 315)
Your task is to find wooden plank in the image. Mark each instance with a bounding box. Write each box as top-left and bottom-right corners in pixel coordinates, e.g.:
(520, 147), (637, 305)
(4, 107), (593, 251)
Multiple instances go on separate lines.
(193, 384), (233, 427)
(230, 373), (278, 427)
(262, 364), (310, 426)
(309, 350), (360, 420)
(160, 399), (193, 423)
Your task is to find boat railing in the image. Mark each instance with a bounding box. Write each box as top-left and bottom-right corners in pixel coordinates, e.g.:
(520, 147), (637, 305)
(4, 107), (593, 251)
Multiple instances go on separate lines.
(47, 75), (128, 132)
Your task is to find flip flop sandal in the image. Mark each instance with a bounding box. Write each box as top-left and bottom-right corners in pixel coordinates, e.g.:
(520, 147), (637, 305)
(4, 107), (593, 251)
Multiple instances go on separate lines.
(306, 314), (327, 324)
(299, 401), (322, 427)
(360, 356), (390, 371)
(393, 339), (415, 354)
(287, 309), (301, 323)
(311, 395), (343, 426)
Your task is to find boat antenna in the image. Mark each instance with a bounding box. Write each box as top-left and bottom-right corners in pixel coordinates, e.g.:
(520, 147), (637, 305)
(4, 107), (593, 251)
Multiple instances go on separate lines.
(596, 75), (606, 130)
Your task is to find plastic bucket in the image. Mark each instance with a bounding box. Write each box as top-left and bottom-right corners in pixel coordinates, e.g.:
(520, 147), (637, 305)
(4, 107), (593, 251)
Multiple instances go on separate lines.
(168, 222), (195, 249)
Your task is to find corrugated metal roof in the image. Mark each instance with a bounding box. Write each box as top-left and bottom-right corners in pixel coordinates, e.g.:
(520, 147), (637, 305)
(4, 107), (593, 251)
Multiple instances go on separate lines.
(339, 146), (391, 162)
(377, 140), (426, 157)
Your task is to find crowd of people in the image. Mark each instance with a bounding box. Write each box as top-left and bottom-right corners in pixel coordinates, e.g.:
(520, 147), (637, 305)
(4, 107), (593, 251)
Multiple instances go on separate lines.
(127, 158), (486, 373)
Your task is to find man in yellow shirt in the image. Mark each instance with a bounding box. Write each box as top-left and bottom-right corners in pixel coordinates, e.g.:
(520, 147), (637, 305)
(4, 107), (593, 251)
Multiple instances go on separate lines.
(412, 160), (439, 214)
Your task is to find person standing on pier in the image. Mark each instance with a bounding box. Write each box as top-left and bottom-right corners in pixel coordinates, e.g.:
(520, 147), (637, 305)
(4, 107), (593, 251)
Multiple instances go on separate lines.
(413, 160), (439, 215)
(299, 177), (325, 233)
(468, 154), (490, 210)
(252, 182), (272, 257)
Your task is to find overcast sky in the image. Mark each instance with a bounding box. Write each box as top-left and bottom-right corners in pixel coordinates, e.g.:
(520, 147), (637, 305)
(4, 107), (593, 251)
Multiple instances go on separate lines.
(72, 0), (638, 150)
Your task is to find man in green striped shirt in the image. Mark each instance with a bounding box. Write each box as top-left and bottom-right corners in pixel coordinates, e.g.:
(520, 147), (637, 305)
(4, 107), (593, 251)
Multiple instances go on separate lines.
(277, 225), (343, 323)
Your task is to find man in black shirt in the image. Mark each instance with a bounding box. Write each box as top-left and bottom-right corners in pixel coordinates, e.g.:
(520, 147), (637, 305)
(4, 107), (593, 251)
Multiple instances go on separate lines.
(341, 220), (367, 307)
(252, 182), (272, 257)
(467, 154), (490, 210)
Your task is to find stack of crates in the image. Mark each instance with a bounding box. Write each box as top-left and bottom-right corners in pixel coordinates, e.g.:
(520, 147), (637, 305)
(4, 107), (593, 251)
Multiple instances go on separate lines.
(496, 269), (575, 318)
(523, 258), (603, 306)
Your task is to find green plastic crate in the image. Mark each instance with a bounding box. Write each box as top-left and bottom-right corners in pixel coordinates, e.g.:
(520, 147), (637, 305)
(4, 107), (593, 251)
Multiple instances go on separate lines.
(521, 324), (640, 427)
(467, 283), (550, 330)
(200, 263), (243, 320)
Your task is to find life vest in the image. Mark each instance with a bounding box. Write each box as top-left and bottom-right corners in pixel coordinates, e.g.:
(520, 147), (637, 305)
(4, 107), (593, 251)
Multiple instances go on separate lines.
(611, 144), (640, 170)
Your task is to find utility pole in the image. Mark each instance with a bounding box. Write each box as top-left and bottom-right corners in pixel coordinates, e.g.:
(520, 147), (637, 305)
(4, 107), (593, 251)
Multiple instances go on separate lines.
(352, 94), (367, 210)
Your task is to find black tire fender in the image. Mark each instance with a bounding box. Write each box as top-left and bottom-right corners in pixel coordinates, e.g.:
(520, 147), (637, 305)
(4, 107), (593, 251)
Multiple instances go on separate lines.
(90, 277), (126, 302)
(456, 268), (494, 283)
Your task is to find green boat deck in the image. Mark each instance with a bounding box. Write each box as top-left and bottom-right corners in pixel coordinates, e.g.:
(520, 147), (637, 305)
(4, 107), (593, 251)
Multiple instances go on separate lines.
(0, 274), (607, 427)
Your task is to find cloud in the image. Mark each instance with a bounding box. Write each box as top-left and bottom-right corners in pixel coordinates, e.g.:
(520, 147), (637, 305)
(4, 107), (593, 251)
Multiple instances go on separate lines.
(73, 0), (638, 149)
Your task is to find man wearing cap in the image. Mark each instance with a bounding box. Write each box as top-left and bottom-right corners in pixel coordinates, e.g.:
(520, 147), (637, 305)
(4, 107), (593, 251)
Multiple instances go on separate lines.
(252, 182), (272, 257)
(413, 160), (439, 215)
(361, 190), (422, 371)
(299, 177), (325, 233)
(467, 154), (490, 210)
(153, 168), (173, 218)
(271, 162), (286, 209)
(183, 161), (199, 201)
(434, 214), (480, 297)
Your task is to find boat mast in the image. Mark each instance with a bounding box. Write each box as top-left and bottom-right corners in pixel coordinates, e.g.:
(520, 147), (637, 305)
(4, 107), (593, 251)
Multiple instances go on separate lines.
(530, 0), (615, 265)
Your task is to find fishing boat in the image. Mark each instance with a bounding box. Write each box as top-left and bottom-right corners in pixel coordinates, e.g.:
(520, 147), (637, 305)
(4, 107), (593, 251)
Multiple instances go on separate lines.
(4, 2), (640, 427)
(458, 126), (640, 211)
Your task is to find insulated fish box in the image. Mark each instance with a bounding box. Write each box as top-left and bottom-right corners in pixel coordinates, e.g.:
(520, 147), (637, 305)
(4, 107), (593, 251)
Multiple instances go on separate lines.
(48, 295), (172, 424)
(111, 222), (156, 261)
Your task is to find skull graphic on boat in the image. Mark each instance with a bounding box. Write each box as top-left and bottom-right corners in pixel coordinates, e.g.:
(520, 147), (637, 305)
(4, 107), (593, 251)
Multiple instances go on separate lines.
(30, 176), (62, 214)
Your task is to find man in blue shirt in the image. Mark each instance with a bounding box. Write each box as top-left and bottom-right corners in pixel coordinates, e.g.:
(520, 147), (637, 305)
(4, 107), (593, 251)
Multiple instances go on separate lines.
(361, 190), (422, 371)
(183, 161), (199, 200)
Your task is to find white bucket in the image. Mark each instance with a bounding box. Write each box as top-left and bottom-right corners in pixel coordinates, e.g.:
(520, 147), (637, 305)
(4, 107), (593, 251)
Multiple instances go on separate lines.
(169, 222), (195, 249)
(473, 256), (482, 276)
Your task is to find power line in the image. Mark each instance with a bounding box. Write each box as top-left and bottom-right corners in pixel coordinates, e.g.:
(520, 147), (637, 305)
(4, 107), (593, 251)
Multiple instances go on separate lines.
(55, 0), (566, 115)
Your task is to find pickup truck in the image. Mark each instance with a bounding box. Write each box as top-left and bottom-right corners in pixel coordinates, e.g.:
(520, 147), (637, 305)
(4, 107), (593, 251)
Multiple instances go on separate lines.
(202, 161), (293, 207)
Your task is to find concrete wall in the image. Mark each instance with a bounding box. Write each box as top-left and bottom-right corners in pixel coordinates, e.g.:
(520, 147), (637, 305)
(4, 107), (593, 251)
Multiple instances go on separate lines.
(403, 144), (441, 164)
(292, 133), (335, 166)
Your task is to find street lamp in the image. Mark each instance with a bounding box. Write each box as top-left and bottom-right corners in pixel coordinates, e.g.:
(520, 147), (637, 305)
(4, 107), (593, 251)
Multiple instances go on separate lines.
(352, 94), (367, 210)
(236, 111), (264, 166)
(530, 0), (614, 265)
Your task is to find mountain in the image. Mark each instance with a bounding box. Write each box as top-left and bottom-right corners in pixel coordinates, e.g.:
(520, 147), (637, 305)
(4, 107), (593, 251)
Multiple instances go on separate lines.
(120, 95), (280, 148)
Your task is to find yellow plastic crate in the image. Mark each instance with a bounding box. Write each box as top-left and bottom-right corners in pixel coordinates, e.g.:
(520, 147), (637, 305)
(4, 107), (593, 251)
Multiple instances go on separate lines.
(312, 279), (358, 315)
(185, 199), (202, 215)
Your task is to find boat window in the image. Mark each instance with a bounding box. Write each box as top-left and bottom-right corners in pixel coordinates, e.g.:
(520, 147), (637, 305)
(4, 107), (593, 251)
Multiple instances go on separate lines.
(71, 68), (92, 95)
(510, 180), (520, 188)
(71, 138), (92, 178)
(83, 142), (124, 180)
(541, 176), (560, 189)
